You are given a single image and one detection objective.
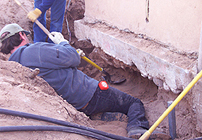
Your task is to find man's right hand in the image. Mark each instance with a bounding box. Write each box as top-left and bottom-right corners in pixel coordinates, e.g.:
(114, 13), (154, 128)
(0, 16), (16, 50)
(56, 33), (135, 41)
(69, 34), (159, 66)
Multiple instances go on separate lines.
(48, 32), (69, 44)
(76, 49), (85, 57)
(27, 8), (42, 22)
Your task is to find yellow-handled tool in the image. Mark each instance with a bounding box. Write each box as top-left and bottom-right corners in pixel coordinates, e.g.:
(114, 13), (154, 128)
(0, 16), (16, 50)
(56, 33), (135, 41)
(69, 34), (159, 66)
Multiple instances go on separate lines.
(79, 54), (126, 84)
(139, 70), (202, 140)
(81, 55), (103, 71)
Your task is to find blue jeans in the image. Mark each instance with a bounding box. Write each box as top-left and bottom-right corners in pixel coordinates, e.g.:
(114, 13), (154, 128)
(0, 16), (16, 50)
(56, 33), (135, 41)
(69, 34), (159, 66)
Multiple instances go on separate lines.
(79, 86), (149, 132)
(33, 0), (66, 43)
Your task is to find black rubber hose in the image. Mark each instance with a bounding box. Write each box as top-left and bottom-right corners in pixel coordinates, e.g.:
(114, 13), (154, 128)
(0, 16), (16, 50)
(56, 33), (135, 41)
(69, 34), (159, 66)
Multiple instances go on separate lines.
(0, 125), (110, 140)
(0, 108), (134, 140)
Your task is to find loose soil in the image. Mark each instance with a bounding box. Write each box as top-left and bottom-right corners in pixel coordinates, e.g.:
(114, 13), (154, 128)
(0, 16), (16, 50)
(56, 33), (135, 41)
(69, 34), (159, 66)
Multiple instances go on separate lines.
(0, 0), (201, 139)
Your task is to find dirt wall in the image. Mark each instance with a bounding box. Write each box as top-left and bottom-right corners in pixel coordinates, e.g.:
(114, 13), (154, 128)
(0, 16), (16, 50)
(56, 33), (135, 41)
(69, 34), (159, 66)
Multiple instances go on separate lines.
(0, 0), (201, 139)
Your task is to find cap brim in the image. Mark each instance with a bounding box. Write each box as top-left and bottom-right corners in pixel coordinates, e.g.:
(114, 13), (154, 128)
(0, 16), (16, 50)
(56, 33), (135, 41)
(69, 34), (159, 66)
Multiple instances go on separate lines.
(23, 30), (30, 36)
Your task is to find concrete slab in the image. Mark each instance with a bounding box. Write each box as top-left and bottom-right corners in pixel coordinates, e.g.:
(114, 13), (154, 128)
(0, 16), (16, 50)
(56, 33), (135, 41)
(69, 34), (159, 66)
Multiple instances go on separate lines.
(74, 19), (197, 94)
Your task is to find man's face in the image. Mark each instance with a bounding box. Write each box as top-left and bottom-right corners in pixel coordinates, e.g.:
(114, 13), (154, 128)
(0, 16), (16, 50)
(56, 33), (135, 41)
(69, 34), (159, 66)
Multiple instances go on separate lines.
(10, 32), (30, 54)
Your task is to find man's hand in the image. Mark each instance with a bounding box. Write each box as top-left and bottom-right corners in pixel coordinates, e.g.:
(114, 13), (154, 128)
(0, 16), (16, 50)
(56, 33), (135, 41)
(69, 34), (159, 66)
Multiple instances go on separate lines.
(48, 32), (69, 44)
(27, 8), (42, 22)
(76, 49), (85, 57)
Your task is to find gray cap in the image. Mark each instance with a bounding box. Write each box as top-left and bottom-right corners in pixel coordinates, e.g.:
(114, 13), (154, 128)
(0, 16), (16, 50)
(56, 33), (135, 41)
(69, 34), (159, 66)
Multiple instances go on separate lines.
(0, 23), (30, 42)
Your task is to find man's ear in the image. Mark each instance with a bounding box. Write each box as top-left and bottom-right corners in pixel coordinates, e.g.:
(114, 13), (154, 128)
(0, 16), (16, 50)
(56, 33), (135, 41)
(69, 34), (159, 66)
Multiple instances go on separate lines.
(19, 32), (25, 40)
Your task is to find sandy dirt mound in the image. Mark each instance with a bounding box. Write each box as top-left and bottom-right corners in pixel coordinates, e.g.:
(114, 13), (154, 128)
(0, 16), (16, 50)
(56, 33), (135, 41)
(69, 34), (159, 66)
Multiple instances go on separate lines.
(0, 59), (95, 140)
(0, 0), (201, 139)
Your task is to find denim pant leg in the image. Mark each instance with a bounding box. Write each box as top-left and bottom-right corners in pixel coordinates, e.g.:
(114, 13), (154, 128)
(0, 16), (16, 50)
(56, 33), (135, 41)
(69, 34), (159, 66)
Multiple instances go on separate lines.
(48, 0), (66, 43)
(33, 0), (47, 43)
(80, 86), (149, 132)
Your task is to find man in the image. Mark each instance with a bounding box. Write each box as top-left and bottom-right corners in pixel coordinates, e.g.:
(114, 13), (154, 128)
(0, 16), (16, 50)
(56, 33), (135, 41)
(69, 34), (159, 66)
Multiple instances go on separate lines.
(0, 23), (170, 139)
(27, 0), (66, 43)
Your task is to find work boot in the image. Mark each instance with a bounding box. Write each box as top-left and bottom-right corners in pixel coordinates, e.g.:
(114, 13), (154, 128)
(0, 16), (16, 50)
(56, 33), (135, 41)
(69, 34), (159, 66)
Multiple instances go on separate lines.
(128, 127), (171, 140)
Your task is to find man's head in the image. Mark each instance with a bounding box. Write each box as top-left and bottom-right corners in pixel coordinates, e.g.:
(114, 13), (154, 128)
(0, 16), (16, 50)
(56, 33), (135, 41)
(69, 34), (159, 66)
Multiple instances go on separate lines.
(0, 23), (30, 54)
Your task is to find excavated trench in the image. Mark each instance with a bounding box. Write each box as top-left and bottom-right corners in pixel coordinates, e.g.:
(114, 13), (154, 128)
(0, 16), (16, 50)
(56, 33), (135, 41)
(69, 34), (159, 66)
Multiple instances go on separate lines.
(0, 0), (201, 139)
(61, 1), (201, 139)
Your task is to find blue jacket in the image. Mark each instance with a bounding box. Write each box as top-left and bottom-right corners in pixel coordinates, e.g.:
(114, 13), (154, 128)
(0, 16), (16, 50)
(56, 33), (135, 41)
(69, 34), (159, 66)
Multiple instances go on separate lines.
(9, 41), (99, 110)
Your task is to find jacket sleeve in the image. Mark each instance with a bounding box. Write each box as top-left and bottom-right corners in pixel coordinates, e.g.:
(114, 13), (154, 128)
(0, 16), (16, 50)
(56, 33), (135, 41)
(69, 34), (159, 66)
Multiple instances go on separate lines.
(39, 42), (81, 69)
(37, 0), (56, 13)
